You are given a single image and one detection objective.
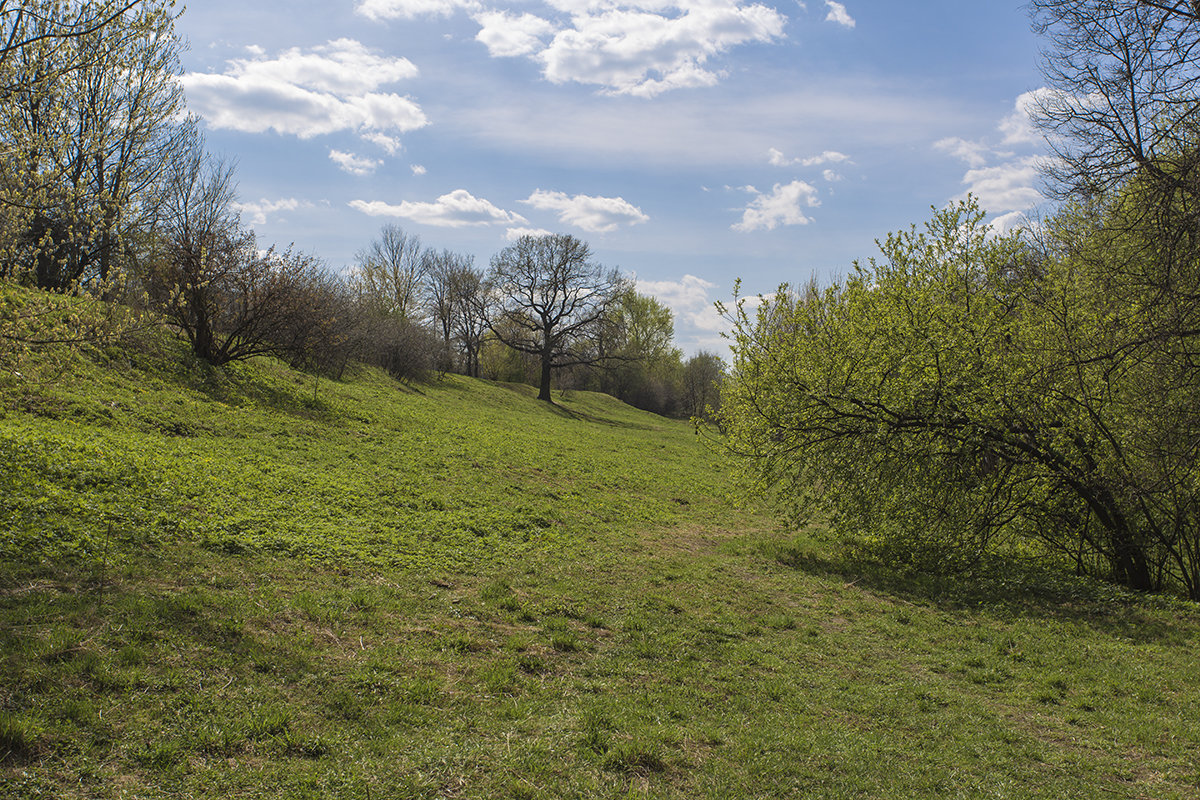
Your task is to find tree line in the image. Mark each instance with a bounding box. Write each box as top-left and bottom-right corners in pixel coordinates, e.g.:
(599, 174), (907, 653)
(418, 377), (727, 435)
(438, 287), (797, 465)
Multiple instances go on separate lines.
(720, 0), (1200, 599)
(0, 0), (722, 419)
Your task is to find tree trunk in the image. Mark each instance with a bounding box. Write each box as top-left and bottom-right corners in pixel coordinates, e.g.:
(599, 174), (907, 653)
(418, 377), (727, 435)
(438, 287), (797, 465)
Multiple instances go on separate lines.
(538, 353), (553, 402)
(537, 343), (554, 402)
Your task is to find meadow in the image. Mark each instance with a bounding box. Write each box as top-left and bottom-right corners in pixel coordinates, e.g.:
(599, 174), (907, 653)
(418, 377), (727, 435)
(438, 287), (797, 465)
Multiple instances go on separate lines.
(1, 331), (1198, 799)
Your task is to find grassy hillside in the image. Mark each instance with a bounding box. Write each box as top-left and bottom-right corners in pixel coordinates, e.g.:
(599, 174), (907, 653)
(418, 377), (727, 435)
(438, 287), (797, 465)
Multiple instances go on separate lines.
(2, 330), (1199, 799)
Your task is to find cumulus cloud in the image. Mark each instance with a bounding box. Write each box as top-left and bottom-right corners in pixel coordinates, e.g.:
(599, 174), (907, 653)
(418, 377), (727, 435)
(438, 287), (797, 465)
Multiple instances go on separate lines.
(933, 136), (992, 168)
(411, 164), (427, 175)
(538, 2), (786, 97)
(235, 198), (314, 226)
(824, 0), (855, 28)
(182, 39), (427, 145)
(769, 147), (851, 167)
(767, 147), (794, 166)
(362, 0), (786, 96)
(959, 158), (1043, 214)
(349, 190), (527, 227)
(802, 150), (850, 167)
(523, 189), (649, 233)
(330, 150), (382, 176)
(475, 10), (557, 57)
(637, 273), (717, 319)
(362, 132), (404, 155)
(505, 226), (555, 240)
(935, 89), (1053, 228)
(732, 180), (820, 232)
(356, 0), (479, 19)
(998, 87), (1060, 146)
(636, 273), (729, 352)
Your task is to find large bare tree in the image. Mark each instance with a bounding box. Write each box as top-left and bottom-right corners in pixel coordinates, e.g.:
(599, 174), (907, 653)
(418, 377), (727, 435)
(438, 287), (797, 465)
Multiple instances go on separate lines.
(1030, 0), (1200, 198)
(484, 234), (626, 402)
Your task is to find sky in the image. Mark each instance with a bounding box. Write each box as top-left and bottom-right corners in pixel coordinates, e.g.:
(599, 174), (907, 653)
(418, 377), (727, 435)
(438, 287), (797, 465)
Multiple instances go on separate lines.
(175, 0), (1051, 355)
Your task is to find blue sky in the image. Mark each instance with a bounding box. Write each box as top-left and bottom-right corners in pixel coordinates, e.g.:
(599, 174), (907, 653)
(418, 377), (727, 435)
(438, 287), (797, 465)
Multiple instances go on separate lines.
(176, 0), (1049, 354)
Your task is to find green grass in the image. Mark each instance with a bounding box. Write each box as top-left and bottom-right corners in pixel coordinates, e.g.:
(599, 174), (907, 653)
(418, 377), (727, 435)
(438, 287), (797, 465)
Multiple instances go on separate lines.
(2, 329), (1199, 799)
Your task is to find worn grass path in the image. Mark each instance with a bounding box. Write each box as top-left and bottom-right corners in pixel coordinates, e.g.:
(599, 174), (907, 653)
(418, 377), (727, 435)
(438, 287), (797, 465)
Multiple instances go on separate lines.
(2, 333), (1198, 798)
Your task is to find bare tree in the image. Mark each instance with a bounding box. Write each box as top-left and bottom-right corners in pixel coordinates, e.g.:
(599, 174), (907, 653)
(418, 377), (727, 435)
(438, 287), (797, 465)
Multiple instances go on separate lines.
(425, 248), (488, 376)
(450, 265), (489, 378)
(350, 224), (427, 322)
(681, 350), (724, 420)
(145, 145), (327, 366)
(484, 233), (627, 402)
(1029, 0), (1200, 198)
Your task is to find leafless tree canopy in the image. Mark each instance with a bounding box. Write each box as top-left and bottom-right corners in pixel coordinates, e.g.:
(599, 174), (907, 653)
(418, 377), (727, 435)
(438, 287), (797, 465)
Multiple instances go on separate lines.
(351, 224), (427, 322)
(1031, 0), (1200, 197)
(145, 144), (334, 366)
(426, 249), (487, 376)
(485, 233), (626, 402)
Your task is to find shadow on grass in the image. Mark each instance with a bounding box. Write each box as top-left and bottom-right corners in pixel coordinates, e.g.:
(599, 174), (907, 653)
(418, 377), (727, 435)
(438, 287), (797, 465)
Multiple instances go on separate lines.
(760, 535), (1198, 646)
(484, 383), (663, 431)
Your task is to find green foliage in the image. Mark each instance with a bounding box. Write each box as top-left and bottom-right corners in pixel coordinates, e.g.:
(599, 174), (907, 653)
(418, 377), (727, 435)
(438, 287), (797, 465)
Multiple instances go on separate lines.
(721, 197), (1200, 597)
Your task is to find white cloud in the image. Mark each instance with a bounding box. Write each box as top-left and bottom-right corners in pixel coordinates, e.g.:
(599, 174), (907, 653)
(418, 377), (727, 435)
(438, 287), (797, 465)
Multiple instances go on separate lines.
(767, 147), (792, 166)
(988, 210), (1031, 235)
(475, 10), (557, 57)
(958, 157), (1043, 214)
(999, 88), (1060, 146)
(933, 136), (991, 168)
(235, 198), (314, 226)
(182, 39), (427, 144)
(822, 169), (842, 182)
(411, 164), (427, 175)
(349, 190), (527, 228)
(733, 180), (820, 232)
(935, 89), (1053, 226)
(505, 226), (556, 240)
(637, 273), (730, 353)
(637, 273), (717, 317)
(824, 1), (855, 28)
(329, 150), (381, 176)
(523, 189), (649, 233)
(356, 0), (479, 19)
(801, 149), (850, 167)
(362, 0), (784, 96)
(769, 147), (851, 167)
(363, 132), (404, 155)
(535, 1), (787, 97)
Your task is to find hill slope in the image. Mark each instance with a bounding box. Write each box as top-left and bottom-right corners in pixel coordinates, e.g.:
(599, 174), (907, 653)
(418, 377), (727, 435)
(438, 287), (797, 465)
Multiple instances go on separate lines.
(2, 332), (1199, 799)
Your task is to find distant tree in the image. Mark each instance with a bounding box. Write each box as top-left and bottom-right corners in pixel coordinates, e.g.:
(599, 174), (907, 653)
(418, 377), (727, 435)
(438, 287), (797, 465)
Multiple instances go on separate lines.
(484, 233), (626, 402)
(595, 289), (683, 414)
(681, 350), (724, 420)
(275, 268), (360, 378)
(351, 224), (426, 323)
(425, 248), (485, 375)
(448, 263), (489, 378)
